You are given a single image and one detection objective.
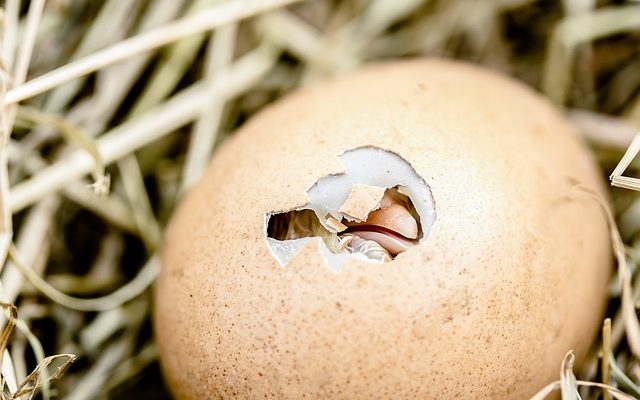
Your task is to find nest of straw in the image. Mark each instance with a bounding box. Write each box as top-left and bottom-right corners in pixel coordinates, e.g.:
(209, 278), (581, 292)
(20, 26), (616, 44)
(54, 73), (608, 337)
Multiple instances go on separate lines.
(1, 0), (640, 399)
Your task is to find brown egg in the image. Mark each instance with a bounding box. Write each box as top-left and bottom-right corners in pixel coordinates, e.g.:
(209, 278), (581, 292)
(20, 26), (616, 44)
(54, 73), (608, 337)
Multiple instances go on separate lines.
(154, 59), (611, 399)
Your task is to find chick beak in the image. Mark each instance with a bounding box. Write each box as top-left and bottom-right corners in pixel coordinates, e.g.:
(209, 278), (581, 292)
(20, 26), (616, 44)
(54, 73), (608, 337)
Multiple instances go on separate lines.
(344, 191), (419, 255)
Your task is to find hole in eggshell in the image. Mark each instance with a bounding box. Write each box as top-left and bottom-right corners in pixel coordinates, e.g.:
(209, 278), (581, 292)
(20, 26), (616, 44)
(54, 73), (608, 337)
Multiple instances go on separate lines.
(265, 146), (436, 272)
(267, 187), (423, 262)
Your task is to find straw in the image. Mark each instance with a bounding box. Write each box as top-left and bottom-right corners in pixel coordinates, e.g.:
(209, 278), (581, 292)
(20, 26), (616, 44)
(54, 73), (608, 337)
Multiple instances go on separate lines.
(3, 1), (640, 398)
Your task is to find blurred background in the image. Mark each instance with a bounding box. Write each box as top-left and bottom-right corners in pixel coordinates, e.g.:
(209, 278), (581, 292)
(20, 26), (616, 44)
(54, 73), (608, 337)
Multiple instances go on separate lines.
(1, 0), (640, 399)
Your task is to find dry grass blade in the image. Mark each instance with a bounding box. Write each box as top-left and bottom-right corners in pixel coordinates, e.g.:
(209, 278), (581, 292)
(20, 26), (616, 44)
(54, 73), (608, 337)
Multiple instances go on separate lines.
(0, 155), (12, 275)
(560, 351), (580, 400)
(12, 318), (47, 400)
(48, 235), (124, 296)
(608, 352), (640, 397)
(10, 42), (279, 212)
(127, 0), (222, 116)
(0, 303), (18, 397)
(573, 184), (640, 360)
(2, 350), (18, 398)
(543, 5), (640, 105)
(357, 0), (427, 39)
(11, 0), (44, 87)
(0, 0), (46, 275)
(610, 176), (640, 191)
(531, 374), (637, 400)
(256, 10), (322, 63)
(0, 303), (18, 368)
(42, 0), (142, 114)
(575, 382), (636, 400)
(62, 185), (138, 234)
(0, 60), (13, 281)
(4, 0), (306, 104)
(101, 343), (157, 395)
(2, 1), (640, 398)
(180, 22), (238, 191)
(0, 0), (69, 277)
(65, 335), (134, 400)
(2, 0), (45, 149)
(629, 94), (640, 124)
(79, 299), (146, 353)
(610, 134), (640, 191)
(569, 110), (638, 150)
(9, 82), (206, 212)
(562, 0), (597, 14)
(64, 0), (187, 140)
(1, 195), (57, 306)
(530, 381), (561, 400)
(602, 319), (611, 400)
(12, 354), (76, 400)
(16, 106), (109, 195)
(8, 245), (159, 312)
(1, 0), (20, 69)
(116, 156), (160, 250)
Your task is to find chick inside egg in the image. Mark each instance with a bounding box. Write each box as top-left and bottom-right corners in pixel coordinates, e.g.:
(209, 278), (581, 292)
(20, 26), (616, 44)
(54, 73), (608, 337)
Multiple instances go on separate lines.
(265, 146), (436, 270)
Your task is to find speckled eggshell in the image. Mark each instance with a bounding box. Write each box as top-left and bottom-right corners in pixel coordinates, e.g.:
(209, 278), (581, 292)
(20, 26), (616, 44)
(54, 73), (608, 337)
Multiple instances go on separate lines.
(154, 59), (611, 399)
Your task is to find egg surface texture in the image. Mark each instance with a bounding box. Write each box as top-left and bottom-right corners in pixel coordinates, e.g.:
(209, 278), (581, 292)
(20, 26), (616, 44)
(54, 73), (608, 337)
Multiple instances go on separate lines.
(154, 59), (611, 399)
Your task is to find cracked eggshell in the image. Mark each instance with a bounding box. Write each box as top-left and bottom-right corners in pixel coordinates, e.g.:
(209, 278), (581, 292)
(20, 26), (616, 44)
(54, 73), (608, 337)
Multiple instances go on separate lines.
(154, 59), (611, 399)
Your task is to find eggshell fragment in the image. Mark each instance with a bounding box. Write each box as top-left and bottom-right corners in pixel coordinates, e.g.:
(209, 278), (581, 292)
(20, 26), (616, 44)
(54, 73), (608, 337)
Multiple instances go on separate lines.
(339, 184), (386, 221)
(325, 216), (347, 232)
(154, 59), (612, 399)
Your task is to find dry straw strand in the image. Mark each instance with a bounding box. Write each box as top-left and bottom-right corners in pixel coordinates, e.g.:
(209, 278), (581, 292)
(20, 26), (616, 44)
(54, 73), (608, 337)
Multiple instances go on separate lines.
(531, 380), (637, 400)
(530, 352), (638, 400)
(608, 353), (640, 397)
(8, 245), (160, 312)
(0, 303), (18, 396)
(127, 0), (223, 117)
(610, 134), (640, 191)
(569, 110), (639, 150)
(3, 1), (640, 398)
(4, 0), (306, 105)
(180, 22), (238, 191)
(41, 0), (143, 114)
(16, 106), (109, 194)
(574, 184), (640, 360)
(1, 0), (20, 69)
(11, 0), (45, 88)
(560, 351), (579, 400)
(603, 318), (611, 400)
(543, 5), (640, 105)
(0, 0), (46, 309)
(10, 43), (280, 212)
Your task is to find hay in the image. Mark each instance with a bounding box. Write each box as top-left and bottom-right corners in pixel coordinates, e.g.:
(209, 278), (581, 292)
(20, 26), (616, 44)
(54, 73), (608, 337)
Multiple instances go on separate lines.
(1, 0), (640, 398)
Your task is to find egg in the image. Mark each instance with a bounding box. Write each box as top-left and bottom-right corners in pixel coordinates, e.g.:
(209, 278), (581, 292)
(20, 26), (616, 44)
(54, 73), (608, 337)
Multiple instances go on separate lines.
(154, 59), (611, 399)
